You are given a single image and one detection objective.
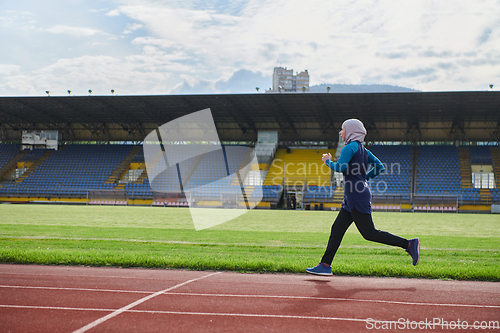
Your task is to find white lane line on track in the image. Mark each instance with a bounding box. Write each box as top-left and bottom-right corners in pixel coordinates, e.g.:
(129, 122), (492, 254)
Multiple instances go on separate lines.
(0, 304), (367, 323)
(1, 285), (498, 309)
(72, 271), (221, 333)
(164, 292), (500, 309)
(0, 285), (152, 294)
(0, 304), (113, 312)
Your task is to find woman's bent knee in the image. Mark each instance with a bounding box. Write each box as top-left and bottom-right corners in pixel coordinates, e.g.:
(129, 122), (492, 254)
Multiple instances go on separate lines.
(361, 229), (378, 241)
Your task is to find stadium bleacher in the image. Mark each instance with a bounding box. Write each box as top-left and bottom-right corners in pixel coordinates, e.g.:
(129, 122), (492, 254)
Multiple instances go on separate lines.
(368, 145), (413, 199)
(0, 144), (134, 198)
(491, 188), (500, 203)
(0, 142), (498, 210)
(415, 145), (462, 195)
(304, 185), (334, 201)
(19, 148), (46, 161)
(129, 145), (264, 206)
(0, 144), (21, 170)
(469, 146), (493, 164)
(263, 148), (336, 202)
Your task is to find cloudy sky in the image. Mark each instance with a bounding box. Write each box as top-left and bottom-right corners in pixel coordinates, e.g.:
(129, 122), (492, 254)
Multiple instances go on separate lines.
(1, 0), (499, 96)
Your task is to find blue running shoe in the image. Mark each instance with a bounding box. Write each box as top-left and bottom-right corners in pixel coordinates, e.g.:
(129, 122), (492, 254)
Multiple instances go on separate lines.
(406, 238), (420, 266)
(306, 263), (332, 276)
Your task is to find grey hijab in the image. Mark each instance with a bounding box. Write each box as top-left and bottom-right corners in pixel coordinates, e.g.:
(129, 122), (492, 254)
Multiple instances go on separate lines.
(342, 119), (366, 144)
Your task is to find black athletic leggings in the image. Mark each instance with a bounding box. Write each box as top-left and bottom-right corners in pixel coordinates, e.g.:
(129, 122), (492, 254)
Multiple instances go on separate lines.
(321, 207), (409, 265)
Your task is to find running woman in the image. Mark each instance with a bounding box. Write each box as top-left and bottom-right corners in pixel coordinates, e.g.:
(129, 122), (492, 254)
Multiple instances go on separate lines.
(306, 119), (420, 276)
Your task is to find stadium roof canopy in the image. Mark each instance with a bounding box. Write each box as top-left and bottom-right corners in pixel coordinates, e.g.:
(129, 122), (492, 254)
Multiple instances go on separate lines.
(0, 91), (499, 143)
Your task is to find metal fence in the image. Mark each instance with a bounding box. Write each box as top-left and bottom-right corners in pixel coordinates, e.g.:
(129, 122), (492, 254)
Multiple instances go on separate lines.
(87, 189), (128, 205)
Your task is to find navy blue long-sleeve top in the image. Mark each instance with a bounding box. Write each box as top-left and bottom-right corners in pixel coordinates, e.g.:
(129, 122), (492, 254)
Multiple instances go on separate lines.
(325, 142), (385, 214)
(325, 142), (385, 180)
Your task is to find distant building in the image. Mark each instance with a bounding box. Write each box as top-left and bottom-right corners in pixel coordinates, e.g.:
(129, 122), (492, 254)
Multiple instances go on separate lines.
(270, 67), (309, 92)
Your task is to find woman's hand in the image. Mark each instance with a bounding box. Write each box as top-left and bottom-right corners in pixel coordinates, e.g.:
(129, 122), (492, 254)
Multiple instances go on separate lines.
(322, 153), (332, 164)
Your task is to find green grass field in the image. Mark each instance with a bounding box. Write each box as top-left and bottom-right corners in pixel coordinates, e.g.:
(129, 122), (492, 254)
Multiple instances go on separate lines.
(1, 204), (499, 281)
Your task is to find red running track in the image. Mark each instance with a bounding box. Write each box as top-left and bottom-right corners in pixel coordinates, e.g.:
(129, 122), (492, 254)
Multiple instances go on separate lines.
(0, 264), (499, 332)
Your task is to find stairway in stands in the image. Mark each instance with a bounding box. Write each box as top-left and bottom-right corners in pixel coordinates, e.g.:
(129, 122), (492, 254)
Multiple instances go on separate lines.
(14, 150), (54, 184)
(458, 147), (472, 188)
(133, 166), (148, 185)
(331, 147), (343, 202)
(106, 146), (142, 189)
(230, 155), (256, 200)
(479, 188), (491, 205)
(332, 187), (344, 202)
(263, 149), (285, 186)
(491, 147), (500, 189)
(0, 150), (27, 181)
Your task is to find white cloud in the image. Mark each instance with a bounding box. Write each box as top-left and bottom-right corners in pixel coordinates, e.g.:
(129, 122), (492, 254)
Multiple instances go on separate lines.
(123, 22), (143, 34)
(0, 10), (36, 30)
(105, 9), (121, 16)
(88, 8), (110, 13)
(215, 69), (270, 93)
(132, 36), (175, 48)
(1, 0), (499, 96)
(44, 25), (106, 37)
(0, 64), (21, 75)
(0, 45), (194, 96)
(171, 75), (217, 94)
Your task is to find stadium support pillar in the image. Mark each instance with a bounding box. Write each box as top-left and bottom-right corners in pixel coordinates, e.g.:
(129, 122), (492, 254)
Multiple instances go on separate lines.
(487, 120), (500, 143)
(313, 98), (336, 136)
(447, 99), (469, 142)
(405, 98), (422, 143)
(0, 124), (6, 142)
(361, 97), (381, 142)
